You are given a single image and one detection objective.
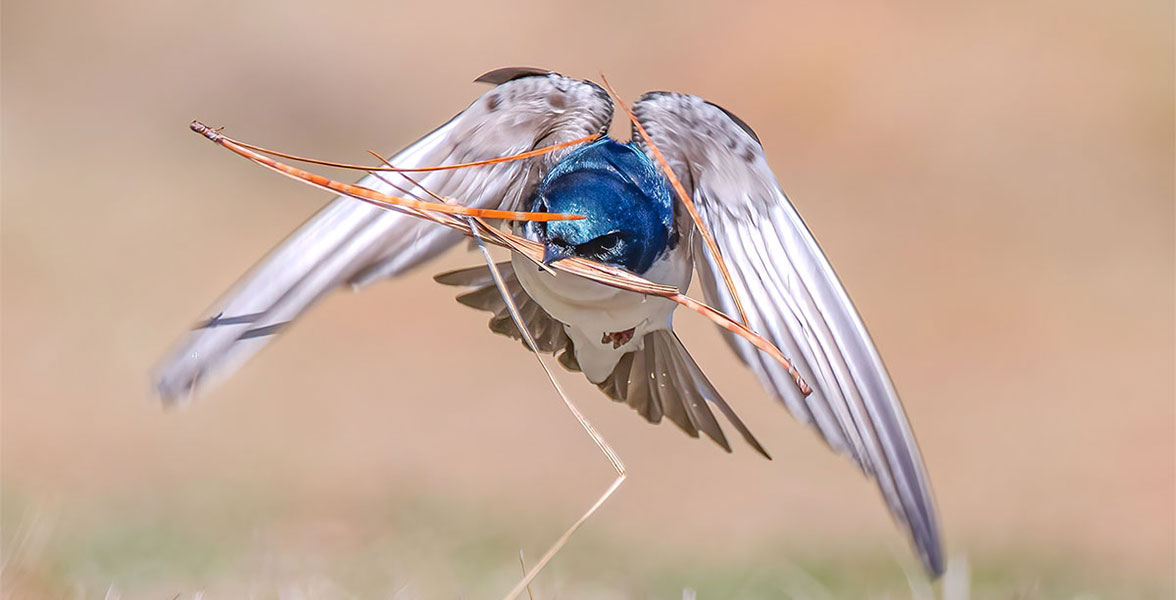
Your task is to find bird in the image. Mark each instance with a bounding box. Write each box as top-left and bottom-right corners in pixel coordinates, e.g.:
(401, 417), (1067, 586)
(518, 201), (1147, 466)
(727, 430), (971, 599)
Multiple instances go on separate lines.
(154, 66), (944, 578)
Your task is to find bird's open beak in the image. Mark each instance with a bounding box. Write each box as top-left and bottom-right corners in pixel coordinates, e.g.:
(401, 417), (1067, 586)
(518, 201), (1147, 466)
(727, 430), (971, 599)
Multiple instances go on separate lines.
(542, 243), (573, 265)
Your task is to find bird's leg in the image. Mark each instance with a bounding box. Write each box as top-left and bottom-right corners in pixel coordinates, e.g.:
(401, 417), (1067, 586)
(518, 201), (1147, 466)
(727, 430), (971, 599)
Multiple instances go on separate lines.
(468, 221), (627, 600)
(601, 327), (636, 349)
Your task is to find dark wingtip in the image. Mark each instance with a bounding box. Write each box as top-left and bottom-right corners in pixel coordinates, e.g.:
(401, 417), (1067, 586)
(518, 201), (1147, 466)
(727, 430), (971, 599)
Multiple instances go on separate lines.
(475, 67), (553, 85)
(704, 100), (762, 146)
(630, 93), (761, 147)
(928, 554), (946, 579)
(905, 501), (946, 578)
(920, 528), (947, 578)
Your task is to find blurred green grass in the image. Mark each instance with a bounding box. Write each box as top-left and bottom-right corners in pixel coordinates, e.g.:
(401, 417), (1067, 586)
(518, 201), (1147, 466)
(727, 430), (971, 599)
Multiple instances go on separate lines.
(5, 488), (1170, 599)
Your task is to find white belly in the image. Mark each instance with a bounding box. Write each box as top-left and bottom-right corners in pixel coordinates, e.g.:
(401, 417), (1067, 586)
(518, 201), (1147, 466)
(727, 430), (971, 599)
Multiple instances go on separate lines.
(511, 244), (693, 383)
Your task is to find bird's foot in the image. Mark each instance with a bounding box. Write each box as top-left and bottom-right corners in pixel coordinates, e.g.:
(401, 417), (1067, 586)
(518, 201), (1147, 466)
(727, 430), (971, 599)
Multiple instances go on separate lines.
(601, 327), (636, 349)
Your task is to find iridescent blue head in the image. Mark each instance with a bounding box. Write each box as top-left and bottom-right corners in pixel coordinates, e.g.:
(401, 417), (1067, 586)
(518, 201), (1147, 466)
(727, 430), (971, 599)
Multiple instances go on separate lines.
(525, 138), (675, 274)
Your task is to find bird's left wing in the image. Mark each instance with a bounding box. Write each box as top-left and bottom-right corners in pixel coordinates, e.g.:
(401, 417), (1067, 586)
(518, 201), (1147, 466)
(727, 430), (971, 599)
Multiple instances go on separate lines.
(631, 92), (944, 577)
(154, 68), (612, 402)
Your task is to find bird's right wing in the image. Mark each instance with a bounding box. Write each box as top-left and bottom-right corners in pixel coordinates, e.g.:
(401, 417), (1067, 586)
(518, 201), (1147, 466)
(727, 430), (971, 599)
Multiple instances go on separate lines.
(631, 91), (944, 576)
(154, 68), (613, 403)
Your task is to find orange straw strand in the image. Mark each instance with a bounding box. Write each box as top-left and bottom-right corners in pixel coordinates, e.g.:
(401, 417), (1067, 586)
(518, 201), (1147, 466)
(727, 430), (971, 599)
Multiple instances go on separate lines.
(599, 76), (751, 327)
(189, 121), (583, 222)
(232, 133), (602, 173)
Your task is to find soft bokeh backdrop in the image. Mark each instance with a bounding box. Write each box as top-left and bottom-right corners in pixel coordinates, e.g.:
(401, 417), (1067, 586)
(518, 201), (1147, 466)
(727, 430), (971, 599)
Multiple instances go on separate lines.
(3, 0), (1173, 598)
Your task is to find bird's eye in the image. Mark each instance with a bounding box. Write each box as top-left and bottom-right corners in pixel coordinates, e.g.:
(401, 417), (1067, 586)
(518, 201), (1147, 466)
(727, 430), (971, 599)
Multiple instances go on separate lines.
(576, 232), (624, 258)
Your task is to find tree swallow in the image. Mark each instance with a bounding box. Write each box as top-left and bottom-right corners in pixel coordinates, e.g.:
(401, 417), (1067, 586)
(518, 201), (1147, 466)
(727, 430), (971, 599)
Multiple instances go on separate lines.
(154, 67), (944, 577)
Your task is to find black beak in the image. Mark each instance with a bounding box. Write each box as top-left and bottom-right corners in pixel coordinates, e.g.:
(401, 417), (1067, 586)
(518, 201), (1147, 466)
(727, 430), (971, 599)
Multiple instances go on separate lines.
(542, 242), (573, 265)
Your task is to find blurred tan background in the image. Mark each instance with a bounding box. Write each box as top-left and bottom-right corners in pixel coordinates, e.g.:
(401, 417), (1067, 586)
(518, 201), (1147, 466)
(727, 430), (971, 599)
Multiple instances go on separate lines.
(3, 0), (1173, 597)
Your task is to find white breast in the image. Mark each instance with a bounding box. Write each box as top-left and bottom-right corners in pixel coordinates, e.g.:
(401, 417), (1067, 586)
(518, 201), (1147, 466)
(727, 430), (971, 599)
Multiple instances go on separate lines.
(511, 242), (693, 383)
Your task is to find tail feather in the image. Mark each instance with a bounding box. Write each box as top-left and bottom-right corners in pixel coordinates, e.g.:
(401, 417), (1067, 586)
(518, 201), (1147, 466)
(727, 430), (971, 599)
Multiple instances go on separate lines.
(435, 262), (575, 358)
(598, 330), (769, 458)
(436, 264), (768, 457)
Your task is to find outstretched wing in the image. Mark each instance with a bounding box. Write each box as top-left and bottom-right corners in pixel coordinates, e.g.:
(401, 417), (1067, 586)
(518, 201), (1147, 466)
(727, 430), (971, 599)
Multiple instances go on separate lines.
(154, 68), (612, 402)
(631, 92), (944, 576)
